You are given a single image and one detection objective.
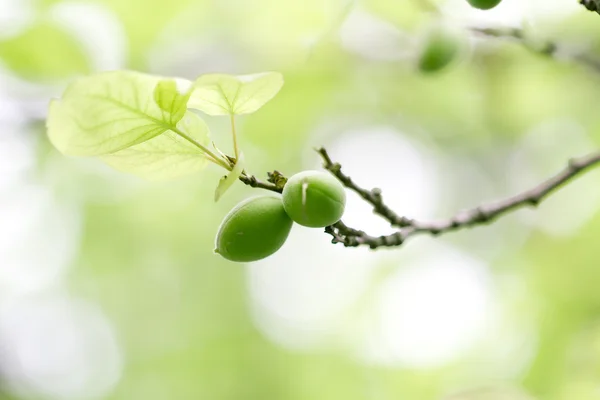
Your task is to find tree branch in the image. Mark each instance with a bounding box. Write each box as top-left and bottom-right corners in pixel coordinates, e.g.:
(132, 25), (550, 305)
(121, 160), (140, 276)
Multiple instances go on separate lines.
(316, 148), (413, 228)
(580, 0), (600, 14)
(471, 26), (600, 74)
(239, 173), (281, 193)
(319, 150), (600, 248)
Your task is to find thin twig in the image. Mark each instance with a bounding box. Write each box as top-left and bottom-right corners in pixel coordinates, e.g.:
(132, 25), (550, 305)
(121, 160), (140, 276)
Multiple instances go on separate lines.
(409, 153), (600, 232)
(320, 150), (600, 249)
(317, 148), (414, 228)
(471, 26), (600, 74)
(239, 173), (281, 193)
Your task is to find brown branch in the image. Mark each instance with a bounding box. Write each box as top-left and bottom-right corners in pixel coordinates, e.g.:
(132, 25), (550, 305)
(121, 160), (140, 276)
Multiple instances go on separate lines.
(409, 153), (600, 233)
(470, 26), (600, 74)
(317, 148), (413, 228)
(328, 220), (406, 249)
(239, 173), (281, 193)
(319, 150), (600, 249)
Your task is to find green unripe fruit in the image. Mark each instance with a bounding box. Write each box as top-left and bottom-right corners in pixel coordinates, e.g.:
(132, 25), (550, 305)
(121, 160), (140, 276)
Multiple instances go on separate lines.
(418, 28), (460, 73)
(282, 170), (346, 228)
(466, 0), (502, 10)
(215, 195), (293, 262)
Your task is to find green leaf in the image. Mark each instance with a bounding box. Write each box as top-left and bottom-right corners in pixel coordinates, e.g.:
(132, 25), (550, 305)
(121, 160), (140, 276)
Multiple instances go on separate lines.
(47, 70), (193, 156)
(214, 153), (245, 202)
(153, 79), (192, 125)
(188, 72), (284, 116)
(100, 111), (212, 180)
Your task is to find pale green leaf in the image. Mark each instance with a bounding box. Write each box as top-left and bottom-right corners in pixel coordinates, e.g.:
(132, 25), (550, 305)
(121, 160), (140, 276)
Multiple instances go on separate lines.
(188, 72), (284, 116)
(214, 153), (245, 202)
(153, 79), (192, 125)
(100, 111), (211, 180)
(47, 70), (193, 156)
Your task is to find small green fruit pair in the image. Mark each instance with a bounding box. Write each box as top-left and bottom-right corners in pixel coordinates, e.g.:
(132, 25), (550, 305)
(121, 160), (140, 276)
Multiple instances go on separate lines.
(215, 171), (346, 262)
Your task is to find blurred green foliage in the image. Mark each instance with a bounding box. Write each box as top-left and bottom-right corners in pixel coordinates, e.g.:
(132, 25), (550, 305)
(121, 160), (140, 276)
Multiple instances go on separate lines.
(3, 1), (600, 400)
(0, 21), (89, 80)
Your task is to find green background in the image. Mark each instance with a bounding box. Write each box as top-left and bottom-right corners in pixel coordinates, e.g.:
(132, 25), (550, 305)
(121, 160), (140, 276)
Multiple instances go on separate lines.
(1, 0), (600, 399)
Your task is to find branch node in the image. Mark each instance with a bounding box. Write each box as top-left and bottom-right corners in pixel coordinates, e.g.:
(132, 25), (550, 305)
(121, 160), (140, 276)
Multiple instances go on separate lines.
(330, 163), (342, 174)
(568, 158), (577, 168)
(267, 170), (287, 189)
(474, 208), (491, 224)
(345, 237), (359, 247)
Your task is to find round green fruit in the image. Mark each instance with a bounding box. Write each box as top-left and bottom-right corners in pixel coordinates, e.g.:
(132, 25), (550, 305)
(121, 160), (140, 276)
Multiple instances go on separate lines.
(418, 28), (460, 73)
(466, 0), (502, 10)
(282, 170), (346, 228)
(215, 195), (293, 262)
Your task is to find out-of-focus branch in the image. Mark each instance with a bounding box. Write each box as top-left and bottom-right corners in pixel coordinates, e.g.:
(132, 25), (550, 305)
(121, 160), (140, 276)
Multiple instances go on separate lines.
(580, 0), (600, 14)
(471, 27), (600, 74)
